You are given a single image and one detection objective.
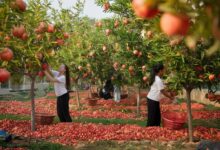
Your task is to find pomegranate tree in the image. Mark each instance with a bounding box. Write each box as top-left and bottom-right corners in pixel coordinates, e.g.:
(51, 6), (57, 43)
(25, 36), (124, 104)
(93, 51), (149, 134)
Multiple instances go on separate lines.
(0, 0), (73, 131)
(95, 0), (220, 142)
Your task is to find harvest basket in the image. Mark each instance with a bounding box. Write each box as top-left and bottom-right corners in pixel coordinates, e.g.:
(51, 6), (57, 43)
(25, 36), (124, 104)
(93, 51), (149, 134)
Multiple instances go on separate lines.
(35, 113), (55, 125)
(121, 94), (128, 99)
(87, 98), (98, 106)
(91, 92), (99, 98)
(162, 111), (186, 130)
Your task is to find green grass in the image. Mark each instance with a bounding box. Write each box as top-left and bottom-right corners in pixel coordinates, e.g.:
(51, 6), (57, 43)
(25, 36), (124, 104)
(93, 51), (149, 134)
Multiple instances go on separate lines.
(71, 117), (147, 127)
(73, 140), (197, 150)
(203, 104), (220, 111)
(189, 119), (220, 129)
(1, 114), (220, 129)
(176, 98), (186, 104)
(46, 96), (57, 99)
(0, 114), (30, 120)
(27, 141), (73, 150)
(0, 139), (73, 150)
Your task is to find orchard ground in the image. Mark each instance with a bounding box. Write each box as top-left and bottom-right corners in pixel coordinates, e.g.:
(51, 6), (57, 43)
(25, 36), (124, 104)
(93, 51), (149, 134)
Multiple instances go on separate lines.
(0, 89), (219, 149)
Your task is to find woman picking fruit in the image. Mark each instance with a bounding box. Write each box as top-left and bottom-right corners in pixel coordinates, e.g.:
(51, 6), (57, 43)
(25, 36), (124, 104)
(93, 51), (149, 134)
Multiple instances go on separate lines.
(43, 64), (72, 122)
(147, 63), (174, 126)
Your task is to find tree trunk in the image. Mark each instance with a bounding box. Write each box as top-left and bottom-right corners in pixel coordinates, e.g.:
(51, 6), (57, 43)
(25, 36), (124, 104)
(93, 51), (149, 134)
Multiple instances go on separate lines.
(186, 88), (193, 142)
(127, 86), (130, 99)
(89, 83), (92, 98)
(30, 77), (36, 131)
(75, 85), (80, 109)
(136, 87), (140, 117)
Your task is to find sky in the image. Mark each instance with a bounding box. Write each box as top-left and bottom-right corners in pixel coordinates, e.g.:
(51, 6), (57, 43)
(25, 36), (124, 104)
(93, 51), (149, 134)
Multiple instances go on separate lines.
(51, 0), (114, 19)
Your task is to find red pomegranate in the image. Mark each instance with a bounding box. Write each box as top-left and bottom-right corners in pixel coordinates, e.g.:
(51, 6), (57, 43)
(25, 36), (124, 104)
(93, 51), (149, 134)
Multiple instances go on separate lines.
(103, 2), (110, 11)
(47, 24), (55, 33)
(21, 33), (28, 40)
(102, 45), (107, 52)
(36, 34), (43, 40)
(143, 76), (148, 82)
(138, 51), (142, 57)
(4, 35), (11, 41)
(35, 52), (43, 60)
(95, 22), (102, 27)
(56, 39), (64, 46)
(0, 68), (10, 83)
(0, 48), (13, 61)
(38, 71), (45, 77)
(114, 20), (119, 28)
(123, 18), (129, 25)
(147, 30), (153, 38)
(63, 32), (70, 39)
(39, 22), (47, 31)
(132, 0), (159, 19)
(78, 66), (83, 71)
(12, 25), (25, 38)
(133, 50), (139, 56)
(142, 65), (146, 71)
(15, 0), (26, 12)
(42, 63), (48, 70)
(113, 62), (119, 70)
(160, 13), (190, 36)
(129, 66), (134, 72)
(209, 74), (215, 81)
(105, 29), (111, 36)
(121, 64), (126, 69)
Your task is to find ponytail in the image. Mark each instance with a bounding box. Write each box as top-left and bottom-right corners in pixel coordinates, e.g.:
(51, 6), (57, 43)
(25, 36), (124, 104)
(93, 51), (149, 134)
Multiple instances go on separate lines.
(65, 64), (71, 91)
(149, 70), (156, 86)
(149, 63), (164, 86)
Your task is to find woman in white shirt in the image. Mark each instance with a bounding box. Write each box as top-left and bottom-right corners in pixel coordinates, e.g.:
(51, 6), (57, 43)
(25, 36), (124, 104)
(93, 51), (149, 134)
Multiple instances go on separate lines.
(44, 64), (72, 122)
(147, 63), (173, 126)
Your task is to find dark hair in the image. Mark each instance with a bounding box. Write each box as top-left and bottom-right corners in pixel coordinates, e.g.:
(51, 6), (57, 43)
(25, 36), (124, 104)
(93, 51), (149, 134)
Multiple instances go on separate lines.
(65, 64), (71, 91)
(149, 63), (164, 86)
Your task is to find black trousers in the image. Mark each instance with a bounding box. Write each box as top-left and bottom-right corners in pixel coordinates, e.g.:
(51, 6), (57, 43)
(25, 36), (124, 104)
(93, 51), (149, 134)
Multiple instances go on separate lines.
(57, 92), (72, 122)
(147, 98), (161, 126)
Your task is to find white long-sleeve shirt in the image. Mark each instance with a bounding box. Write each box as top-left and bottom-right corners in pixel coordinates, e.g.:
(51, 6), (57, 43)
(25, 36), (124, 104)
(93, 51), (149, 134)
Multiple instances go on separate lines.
(147, 76), (165, 102)
(51, 70), (67, 97)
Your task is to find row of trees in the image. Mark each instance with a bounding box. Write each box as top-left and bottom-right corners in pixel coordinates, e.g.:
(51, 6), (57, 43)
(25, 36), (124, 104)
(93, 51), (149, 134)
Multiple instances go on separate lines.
(41, 0), (220, 142)
(93, 0), (220, 142)
(0, 0), (85, 131)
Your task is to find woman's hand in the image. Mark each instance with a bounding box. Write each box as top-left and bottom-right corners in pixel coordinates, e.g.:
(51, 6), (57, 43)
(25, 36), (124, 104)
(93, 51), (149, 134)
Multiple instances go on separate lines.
(161, 89), (175, 100)
(43, 70), (58, 83)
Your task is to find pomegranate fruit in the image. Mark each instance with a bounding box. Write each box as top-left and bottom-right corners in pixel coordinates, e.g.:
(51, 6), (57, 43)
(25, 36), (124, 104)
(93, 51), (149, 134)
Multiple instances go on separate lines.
(0, 48), (13, 61)
(0, 68), (10, 83)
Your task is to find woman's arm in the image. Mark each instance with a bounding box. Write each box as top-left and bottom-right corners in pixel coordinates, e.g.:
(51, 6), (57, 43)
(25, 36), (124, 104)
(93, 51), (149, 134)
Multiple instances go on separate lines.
(161, 89), (174, 100)
(44, 64), (54, 76)
(44, 70), (59, 83)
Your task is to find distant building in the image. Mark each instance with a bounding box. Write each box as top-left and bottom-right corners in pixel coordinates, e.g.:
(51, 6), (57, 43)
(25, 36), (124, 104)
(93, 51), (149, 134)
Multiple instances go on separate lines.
(0, 76), (48, 95)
